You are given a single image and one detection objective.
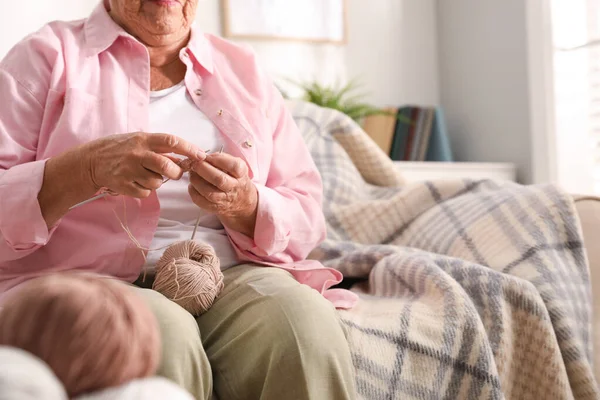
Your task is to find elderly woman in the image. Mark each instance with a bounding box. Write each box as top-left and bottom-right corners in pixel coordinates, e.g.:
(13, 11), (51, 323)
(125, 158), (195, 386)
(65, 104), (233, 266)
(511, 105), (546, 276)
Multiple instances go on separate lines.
(0, 0), (358, 399)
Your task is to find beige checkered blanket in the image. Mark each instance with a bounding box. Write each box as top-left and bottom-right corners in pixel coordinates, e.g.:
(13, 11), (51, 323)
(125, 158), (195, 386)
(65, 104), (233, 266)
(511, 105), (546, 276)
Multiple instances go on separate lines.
(287, 100), (599, 399)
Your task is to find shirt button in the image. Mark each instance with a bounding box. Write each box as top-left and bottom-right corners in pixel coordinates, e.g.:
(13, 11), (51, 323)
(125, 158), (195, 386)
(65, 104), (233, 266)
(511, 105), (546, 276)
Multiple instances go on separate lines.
(218, 109), (223, 116)
(194, 89), (203, 96)
(243, 140), (253, 148)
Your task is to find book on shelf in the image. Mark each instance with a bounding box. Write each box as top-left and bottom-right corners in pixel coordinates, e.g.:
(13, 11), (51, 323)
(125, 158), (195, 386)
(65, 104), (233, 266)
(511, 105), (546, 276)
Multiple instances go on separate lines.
(403, 107), (419, 161)
(386, 105), (452, 162)
(409, 108), (425, 161)
(425, 107), (453, 162)
(361, 104), (453, 162)
(389, 107), (411, 161)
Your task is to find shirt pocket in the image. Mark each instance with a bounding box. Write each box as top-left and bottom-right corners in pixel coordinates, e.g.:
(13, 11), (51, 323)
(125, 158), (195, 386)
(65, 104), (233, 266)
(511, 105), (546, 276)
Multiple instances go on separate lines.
(42, 88), (103, 156)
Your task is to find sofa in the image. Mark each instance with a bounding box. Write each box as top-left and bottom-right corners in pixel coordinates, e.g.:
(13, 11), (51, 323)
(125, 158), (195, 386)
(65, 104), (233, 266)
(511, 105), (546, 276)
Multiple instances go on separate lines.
(288, 99), (599, 399)
(1, 100), (597, 399)
(574, 195), (600, 383)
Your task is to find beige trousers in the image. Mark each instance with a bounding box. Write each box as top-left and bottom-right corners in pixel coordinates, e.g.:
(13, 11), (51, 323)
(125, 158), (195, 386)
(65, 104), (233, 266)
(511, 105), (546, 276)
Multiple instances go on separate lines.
(133, 265), (356, 400)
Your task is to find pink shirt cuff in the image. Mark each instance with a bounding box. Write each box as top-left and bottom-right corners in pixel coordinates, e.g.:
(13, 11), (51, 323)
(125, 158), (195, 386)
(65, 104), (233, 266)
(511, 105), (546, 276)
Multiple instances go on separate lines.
(0, 160), (53, 251)
(227, 184), (291, 257)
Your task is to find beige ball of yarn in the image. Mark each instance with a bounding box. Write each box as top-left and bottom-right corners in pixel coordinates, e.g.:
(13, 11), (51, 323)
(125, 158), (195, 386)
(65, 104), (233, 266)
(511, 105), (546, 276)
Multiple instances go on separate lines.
(153, 240), (224, 316)
(0, 274), (161, 397)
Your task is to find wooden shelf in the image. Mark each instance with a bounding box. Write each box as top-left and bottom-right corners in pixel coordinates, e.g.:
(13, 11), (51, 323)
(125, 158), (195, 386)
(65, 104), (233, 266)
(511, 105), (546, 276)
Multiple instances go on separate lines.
(394, 161), (517, 183)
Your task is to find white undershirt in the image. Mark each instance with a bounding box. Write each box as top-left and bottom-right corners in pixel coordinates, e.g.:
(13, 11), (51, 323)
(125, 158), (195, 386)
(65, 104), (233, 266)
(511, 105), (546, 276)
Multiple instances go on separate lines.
(144, 82), (239, 271)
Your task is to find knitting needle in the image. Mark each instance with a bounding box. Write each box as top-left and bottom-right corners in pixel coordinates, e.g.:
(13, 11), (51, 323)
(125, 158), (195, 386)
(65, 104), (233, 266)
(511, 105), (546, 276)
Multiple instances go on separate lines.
(162, 149), (211, 185)
(70, 150), (213, 211)
(69, 192), (109, 210)
(190, 145), (224, 241)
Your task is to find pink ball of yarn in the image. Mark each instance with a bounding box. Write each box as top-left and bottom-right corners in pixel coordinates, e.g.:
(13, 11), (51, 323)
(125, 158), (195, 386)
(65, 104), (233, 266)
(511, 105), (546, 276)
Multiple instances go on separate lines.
(0, 274), (160, 397)
(153, 240), (224, 316)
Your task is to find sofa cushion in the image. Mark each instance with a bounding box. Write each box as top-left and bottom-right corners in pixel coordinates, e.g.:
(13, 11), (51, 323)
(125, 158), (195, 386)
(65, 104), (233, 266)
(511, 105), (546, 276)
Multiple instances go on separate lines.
(573, 195), (600, 382)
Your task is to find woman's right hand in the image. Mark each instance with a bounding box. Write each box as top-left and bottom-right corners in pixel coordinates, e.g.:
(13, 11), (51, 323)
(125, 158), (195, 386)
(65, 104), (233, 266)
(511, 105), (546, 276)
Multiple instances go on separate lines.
(39, 132), (204, 227)
(81, 132), (206, 198)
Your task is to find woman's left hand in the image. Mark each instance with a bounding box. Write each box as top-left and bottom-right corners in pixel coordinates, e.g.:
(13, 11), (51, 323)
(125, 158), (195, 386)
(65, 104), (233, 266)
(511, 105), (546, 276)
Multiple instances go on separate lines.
(188, 152), (258, 238)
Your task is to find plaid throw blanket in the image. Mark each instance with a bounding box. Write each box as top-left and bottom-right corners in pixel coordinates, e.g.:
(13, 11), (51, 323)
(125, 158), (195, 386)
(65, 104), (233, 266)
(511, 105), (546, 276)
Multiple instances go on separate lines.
(287, 100), (599, 400)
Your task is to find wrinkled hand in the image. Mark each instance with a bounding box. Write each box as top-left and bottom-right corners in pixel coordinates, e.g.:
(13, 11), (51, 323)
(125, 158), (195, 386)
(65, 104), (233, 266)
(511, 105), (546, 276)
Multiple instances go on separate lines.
(83, 132), (205, 198)
(188, 152), (258, 237)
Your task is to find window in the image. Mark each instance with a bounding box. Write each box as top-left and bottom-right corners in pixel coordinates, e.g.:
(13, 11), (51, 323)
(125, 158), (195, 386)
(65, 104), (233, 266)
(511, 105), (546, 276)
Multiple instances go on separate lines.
(551, 0), (600, 194)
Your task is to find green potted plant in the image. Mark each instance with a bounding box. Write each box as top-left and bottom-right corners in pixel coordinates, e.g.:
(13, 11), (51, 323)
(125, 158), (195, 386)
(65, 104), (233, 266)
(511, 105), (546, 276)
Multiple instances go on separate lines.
(284, 79), (407, 124)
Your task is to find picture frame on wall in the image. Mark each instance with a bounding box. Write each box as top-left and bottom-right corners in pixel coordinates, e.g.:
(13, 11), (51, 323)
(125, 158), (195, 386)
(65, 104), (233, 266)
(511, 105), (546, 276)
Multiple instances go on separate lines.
(221, 0), (347, 45)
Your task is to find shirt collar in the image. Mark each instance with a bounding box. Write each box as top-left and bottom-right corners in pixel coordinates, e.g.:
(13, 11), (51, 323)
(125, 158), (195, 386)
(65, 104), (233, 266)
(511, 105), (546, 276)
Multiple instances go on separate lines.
(84, 0), (214, 75)
(186, 27), (214, 75)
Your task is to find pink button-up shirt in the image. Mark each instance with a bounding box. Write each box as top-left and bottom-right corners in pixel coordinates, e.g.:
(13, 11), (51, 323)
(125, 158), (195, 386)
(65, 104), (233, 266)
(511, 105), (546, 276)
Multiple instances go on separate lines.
(0, 3), (357, 308)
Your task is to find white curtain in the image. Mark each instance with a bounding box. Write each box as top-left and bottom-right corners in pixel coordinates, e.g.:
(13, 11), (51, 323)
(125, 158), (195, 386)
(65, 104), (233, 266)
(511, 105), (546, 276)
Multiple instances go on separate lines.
(551, 0), (600, 194)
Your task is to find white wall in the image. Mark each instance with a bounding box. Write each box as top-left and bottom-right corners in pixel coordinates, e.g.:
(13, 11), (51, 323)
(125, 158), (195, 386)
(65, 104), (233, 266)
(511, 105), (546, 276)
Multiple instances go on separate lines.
(198, 0), (439, 107)
(345, 0), (439, 107)
(437, 0), (534, 184)
(1, 0), (439, 109)
(0, 1), (97, 57)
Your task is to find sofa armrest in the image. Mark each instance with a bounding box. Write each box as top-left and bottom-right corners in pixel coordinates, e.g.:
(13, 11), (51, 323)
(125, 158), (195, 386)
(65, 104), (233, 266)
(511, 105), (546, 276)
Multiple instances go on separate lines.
(573, 195), (600, 380)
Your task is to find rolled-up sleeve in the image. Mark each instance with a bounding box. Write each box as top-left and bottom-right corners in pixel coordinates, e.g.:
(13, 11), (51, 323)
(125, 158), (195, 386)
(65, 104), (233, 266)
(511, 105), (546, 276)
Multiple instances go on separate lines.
(0, 66), (54, 262)
(227, 76), (327, 263)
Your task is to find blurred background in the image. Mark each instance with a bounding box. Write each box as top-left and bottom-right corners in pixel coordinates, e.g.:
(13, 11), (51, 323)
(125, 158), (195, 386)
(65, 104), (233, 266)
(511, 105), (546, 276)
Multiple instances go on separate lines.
(1, 0), (597, 194)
